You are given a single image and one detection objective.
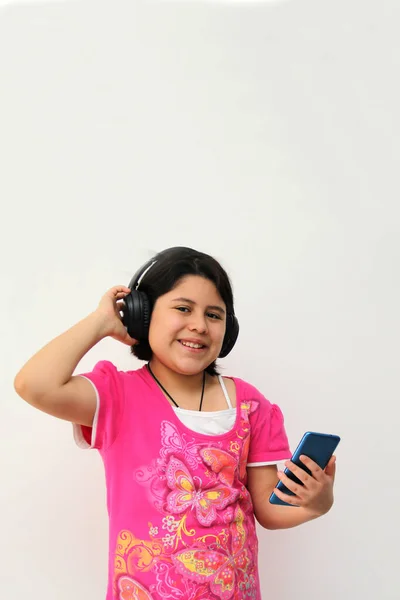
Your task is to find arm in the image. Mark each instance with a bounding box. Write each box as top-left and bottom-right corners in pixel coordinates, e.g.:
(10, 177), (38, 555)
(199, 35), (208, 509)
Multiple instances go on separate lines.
(14, 286), (135, 427)
(247, 456), (336, 530)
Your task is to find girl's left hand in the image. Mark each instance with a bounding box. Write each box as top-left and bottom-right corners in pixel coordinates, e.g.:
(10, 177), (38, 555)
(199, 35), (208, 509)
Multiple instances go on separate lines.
(274, 455), (337, 517)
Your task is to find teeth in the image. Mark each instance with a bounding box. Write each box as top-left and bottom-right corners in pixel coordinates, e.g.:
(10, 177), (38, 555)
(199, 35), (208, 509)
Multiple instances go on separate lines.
(181, 341), (204, 349)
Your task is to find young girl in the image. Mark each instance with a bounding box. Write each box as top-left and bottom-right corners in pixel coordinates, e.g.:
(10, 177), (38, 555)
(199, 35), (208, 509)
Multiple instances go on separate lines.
(14, 246), (336, 600)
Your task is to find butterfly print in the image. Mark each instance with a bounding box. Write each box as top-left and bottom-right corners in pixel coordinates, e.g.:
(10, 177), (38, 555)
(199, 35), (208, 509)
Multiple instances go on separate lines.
(200, 448), (238, 486)
(160, 421), (201, 469)
(166, 457), (239, 526)
(172, 507), (251, 600)
(118, 576), (154, 600)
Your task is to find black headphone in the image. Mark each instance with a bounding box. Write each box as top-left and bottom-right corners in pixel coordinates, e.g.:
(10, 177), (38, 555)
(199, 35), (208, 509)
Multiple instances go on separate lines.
(121, 258), (239, 358)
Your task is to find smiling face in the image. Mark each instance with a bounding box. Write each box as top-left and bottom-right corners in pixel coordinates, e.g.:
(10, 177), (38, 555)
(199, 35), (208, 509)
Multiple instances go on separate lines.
(148, 275), (227, 376)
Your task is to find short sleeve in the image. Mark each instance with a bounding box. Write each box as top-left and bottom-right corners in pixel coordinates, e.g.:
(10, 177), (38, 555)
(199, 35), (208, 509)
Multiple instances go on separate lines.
(72, 360), (125, 451)
(247, 397), (292, 466)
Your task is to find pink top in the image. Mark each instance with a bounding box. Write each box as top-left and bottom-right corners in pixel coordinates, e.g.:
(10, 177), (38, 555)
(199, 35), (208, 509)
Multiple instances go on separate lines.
(74, 361), (291, 600)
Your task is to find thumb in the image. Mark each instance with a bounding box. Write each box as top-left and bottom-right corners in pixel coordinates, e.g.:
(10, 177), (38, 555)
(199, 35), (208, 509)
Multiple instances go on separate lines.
(117, 329), (138, 347)
(124, 333), (138, 346)
(325, 456), (336, 479)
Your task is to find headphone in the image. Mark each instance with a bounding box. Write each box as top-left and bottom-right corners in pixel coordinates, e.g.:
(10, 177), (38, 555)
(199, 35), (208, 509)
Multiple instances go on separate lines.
(121, 258), (239, 358)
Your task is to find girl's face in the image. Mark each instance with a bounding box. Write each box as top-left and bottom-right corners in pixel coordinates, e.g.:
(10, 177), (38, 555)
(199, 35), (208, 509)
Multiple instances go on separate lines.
(148, 275), (227, 375)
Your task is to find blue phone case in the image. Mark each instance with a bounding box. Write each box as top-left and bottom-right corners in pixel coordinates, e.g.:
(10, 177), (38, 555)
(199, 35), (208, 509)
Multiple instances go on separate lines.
(269, 431), (340, 507)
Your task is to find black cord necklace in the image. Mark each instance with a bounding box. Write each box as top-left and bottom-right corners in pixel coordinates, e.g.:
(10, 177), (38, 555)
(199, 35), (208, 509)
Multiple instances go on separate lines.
(147, 363), (206, 411)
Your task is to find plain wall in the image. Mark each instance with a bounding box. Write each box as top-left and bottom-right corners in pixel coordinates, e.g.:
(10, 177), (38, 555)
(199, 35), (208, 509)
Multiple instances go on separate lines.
(1, 1), (399, 598)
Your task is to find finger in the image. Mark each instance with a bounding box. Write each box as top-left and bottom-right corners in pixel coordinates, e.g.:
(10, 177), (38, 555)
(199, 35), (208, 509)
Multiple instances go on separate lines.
(284, 460), (313, 486)
(277, 470), (307, 497)
(109, 286), (131, 297)
(325, 456), (337, 479)
(298, 455), (324, 481)
(272, 486), (300, 507)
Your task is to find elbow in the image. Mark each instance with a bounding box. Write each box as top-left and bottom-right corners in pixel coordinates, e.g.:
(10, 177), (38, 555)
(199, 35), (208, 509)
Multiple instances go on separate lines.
(14, 373), (26, 397)
(14, 374), (39, 406)
(254, 511), (279, 531)
(261, 521), (280, 530)
(257, 520), (279, 531)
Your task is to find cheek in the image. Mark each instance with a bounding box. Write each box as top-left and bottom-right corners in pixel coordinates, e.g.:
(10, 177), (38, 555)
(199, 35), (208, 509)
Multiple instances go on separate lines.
(148, 311), (181, 345)
(215, 320), (227, 339)
(207, 325), (225, 349)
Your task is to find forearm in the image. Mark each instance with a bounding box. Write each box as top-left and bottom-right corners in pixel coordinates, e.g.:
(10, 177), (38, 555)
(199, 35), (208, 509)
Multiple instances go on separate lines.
(258, 505), (320, 530)
(14, 311), (108, 399)
(248, 458), (336, 531)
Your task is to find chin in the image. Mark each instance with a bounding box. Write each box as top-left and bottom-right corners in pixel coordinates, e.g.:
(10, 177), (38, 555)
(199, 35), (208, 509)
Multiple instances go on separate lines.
(170, 355), (216, 375)
(174, 362), (208, 376)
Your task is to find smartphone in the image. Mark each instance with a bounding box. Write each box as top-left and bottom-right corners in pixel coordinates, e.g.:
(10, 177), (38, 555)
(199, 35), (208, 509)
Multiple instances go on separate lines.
(269, 431), (340, 507)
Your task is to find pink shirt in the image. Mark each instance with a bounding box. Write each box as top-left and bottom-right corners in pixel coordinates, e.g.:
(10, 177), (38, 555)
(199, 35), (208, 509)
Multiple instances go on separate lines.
(74, 361), (291, 600)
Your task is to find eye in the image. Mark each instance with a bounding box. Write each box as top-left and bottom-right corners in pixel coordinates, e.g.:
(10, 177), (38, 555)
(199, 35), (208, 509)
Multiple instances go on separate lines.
(175, 306), (190, 313)
(207, 312), (222, 320)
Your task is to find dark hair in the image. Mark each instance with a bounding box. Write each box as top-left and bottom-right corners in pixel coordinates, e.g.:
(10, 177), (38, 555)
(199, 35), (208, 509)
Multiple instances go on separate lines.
(130, 247), (235, 376)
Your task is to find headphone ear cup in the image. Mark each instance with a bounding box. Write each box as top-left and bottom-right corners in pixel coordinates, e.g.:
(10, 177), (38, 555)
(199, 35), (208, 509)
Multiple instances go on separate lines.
(219, 314), (239, 358)
(122, 290), (151, 341)
(141, 293), (151, 335)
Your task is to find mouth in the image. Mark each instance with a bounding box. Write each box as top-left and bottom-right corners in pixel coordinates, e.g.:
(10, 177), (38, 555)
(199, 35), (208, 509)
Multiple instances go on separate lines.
(178, 340), (208, 352)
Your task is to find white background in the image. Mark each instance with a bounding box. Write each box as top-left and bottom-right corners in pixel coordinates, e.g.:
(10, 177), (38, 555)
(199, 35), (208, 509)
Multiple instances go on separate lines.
(1, 1), (399, 598)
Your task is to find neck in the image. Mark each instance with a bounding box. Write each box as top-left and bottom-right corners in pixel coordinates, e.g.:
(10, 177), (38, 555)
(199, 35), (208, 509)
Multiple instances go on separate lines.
(148, 357), (206, 394)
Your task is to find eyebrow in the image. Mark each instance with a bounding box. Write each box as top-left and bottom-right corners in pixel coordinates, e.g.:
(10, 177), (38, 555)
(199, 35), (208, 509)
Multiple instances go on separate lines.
(171, 297), (226, 315)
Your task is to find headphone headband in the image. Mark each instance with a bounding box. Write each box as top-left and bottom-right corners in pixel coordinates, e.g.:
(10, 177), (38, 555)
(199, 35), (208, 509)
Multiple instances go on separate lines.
(135, 260), (157, 290)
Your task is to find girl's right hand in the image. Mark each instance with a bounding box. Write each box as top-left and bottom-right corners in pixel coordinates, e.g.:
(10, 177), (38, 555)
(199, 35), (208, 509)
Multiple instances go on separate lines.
(95, 286), (138, 346)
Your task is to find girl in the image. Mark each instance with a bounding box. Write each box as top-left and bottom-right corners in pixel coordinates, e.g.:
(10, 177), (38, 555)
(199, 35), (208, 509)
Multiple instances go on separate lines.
(14, 246), (336, 600)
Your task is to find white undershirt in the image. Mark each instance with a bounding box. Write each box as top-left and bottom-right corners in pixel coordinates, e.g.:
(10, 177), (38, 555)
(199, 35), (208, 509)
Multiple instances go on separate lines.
(172, 375), (235, 435)
(173, 376), (283, 467)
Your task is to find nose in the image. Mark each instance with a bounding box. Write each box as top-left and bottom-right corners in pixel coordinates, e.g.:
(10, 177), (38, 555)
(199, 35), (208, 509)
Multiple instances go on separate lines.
(188, 312), (208, 334)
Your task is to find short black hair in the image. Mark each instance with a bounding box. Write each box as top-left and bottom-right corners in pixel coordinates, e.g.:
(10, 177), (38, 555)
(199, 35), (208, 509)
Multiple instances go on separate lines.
(130, 246), (235, 376)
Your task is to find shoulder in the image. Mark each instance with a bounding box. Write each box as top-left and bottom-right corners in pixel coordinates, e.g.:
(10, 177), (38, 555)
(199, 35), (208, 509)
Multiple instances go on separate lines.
(84, 360), (147, 388)
(226, 375), (286, 424)
(85, 360), (125, 378)
(227, 375), (271, 405)
(220, 376), (271, 410)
